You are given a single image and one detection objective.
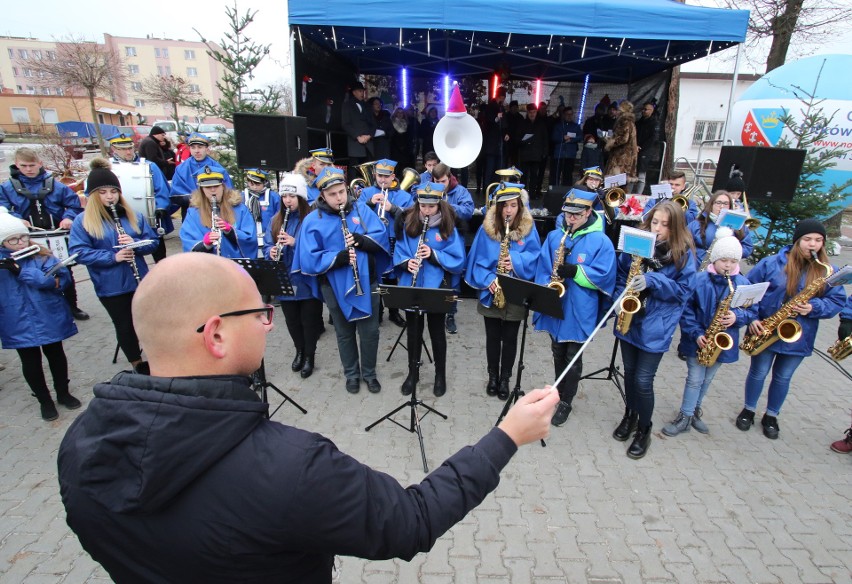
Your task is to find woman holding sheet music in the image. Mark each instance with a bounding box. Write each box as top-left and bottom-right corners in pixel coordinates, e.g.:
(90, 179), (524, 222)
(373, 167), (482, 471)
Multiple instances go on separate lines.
(734, 219), (845, 441)
(69, 159), (158, 373)
(612, 200), (696, 459)
(688, 191), (753, 269)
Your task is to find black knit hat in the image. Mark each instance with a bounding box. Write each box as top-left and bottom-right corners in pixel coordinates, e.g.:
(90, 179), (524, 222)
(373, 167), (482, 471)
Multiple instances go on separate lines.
(85, 158), (122, 194)
(726, 170), (746, 192)
(792, 218), (826, 243)
(149, 125), (166, 136)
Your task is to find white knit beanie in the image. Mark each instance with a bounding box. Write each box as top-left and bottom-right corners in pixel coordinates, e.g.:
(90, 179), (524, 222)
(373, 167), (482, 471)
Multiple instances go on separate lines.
(0, 207), (28, 244)
(710, 233), (743, 264)
(278, 172), (308, 199)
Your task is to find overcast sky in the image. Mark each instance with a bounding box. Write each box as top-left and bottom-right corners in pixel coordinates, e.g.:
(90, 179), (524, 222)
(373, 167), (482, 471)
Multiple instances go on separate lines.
(5, 0), (850, 85)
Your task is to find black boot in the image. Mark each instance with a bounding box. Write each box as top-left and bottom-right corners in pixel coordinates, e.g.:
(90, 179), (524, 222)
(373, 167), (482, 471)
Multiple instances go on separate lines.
(300, 354), (315, 379)
(388, 309), (406, 328)
(35, 388), (58, 421)
(486, 368), (499, 396)
(627, 423), (652, 459)
(433, 369), (447, 397)
(497, 373), (512, 401)
(401, 362), (419, 396)
(613, 408), (638, 441)
(56, 388), (81, 410)
(291, 351), (305, 372)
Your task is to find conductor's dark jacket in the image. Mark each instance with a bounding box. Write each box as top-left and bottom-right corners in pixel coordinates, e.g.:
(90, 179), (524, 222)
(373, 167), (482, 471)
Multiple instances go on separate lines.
(58, 372), (517, 583)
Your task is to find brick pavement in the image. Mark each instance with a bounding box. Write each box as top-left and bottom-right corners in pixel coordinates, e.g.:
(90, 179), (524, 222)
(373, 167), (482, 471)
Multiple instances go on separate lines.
(1, 234), (851, 584)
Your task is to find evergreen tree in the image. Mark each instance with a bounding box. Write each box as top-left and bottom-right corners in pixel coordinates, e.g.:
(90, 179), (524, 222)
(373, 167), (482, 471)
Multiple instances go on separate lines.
(749, 85), (851, 262)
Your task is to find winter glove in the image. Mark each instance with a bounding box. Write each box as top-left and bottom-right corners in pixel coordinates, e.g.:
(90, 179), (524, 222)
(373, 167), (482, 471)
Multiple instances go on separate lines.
(202, 232), (215, 247)
(556, 262), (578, 280)
(0, 258), (21, 276)
(219, 220), (233, 233)
(629, 274), (647, 292)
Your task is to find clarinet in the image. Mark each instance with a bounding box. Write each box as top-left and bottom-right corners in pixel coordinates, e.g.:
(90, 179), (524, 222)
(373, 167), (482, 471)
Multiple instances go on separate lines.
(274, 207), (291, 263)
(410, 216), (430, 287)
(210, 194), (222, 256)
(338, 204), (365, 296)
(109, 203), (141, 284)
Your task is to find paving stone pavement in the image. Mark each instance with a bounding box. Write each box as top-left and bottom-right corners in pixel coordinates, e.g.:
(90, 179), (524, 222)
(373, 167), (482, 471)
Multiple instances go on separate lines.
(1, 234), (851, 584)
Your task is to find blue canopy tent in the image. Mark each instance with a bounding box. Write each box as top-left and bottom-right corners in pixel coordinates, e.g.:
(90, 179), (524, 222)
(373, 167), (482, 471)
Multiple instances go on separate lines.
(288, 0), (749, 83)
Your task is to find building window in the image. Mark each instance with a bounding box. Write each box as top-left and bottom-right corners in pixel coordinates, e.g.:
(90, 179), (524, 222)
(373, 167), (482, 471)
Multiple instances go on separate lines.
(26, 86), (35, 94)
(46, 50), (56, 60)
(18, 49), (29, 59)
(131, 81), (143, 91)
(7, 48), (13, 58)
(32, 49), (41, 59)
(184, 49), (195, 59)
(55, 87), (64, 96)
(12, 67), (18, 76)
(135, 99), (145, 107)
(154, 48), (161, 58)
(128, 64), (139, 75)
(11, 107), (30, 123)
(692, 120), (726, 147)
(23, 68), (32, 77)
(189, 84), (200, 92)
(126, 47), (137, 57)
(40, 108), (59, 123)
(164, 66), (171, 75)
(16, 85), (23, 93)
(157, 65), (163, 76)
(162, 48), (169, 58)
(187, 67), (198, 77)
(41, 87), (50, 95)
(98, 113), (105, 124)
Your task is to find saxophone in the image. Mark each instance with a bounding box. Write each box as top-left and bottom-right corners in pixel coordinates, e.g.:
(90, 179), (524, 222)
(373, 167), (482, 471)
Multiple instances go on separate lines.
(410, 216), (430, 287)
(615, 255), (645, 335)
(492, 222), (511, 309)
(547, 228), (572, 297)
(828, 334), (852, 362)
(740, 251), (833, 356)
(696, 272), (735, 367)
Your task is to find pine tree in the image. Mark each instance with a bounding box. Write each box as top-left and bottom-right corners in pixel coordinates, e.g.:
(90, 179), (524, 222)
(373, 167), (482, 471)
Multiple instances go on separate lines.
(748, 85), (851, 261)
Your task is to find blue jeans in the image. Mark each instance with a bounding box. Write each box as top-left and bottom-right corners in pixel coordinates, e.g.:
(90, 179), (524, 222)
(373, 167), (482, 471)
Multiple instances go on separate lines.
(680, 357), (722, 416)
(744, 351), (805, 416)
(620, 341), (664, 428)
(321, 283), (381, 381)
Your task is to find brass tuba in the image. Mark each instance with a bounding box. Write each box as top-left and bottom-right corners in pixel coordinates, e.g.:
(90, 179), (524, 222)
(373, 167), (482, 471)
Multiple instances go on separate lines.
(349, 161), (376, 194)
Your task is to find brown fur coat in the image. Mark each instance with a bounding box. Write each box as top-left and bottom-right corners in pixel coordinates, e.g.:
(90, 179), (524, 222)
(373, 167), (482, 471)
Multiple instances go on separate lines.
(605, 104), (638, 178)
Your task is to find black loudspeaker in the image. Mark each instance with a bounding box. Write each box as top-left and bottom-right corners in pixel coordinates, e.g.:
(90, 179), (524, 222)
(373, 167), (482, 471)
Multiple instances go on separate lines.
(713, 146), (806, 203)
(233, 113), (308, 171)
(545, 185), (573, 215)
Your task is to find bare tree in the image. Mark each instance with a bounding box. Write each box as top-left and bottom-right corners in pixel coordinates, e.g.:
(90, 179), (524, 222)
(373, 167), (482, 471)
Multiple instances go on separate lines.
(27, 37), (126, 156)
(726, 0), (852, 72)
(138, 75), (200, 125)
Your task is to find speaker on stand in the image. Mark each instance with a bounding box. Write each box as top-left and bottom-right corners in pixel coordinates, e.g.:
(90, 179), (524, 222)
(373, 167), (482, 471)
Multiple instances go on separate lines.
(233, 113), (308, 172)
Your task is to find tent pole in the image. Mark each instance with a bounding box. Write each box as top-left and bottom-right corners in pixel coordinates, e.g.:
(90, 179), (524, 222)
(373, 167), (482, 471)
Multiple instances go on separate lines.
(723, 42), (742, 142)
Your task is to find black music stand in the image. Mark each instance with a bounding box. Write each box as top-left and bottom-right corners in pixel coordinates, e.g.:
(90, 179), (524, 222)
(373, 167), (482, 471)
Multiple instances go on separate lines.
(234, 258), (307, 418)
(580, 336), (625, 404)
(367, 286), (453, 473)
(383, 284), (434, 363)
(493, 275), (563, 447)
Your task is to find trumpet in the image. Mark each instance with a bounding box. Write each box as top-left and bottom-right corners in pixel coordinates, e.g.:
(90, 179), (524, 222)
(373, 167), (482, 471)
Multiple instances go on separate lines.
(741, 191), (761, 230)
(274, 207), (291, 263)
(547, 228), (572, 297)
(109, 203), (141, 283)
(671, 184), (696, 213)
(10, 245), (42, 261)
(339, 204), (365, 296)
(410, 216), (430, 287)
(210, 194), (222, 257)
(377, 187), (389, 224)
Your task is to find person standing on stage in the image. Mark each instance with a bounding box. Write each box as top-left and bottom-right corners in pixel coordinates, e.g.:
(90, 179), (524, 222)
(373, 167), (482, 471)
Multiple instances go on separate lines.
(171, 133), (234, 220)
(735, 219), (845, 440)
(394, 182), (466, 398)
(466, 184), (541, 400)
(0, 147), (89, 320)
(360, 159), (413, 327)
(242, 169), (281, 257)
(612, 200), (696, 459)
(515, 104), (548, 200)
(69, 159), (159, 373)
(107, 132), (175, 263)
(265, 173), (322, 379)
(293, 167), (391, 394)
(534, 189), (616, 426)
(341, 81), (377, 166)
(551, 106), (582, 187)
(180, 168), (257, 258)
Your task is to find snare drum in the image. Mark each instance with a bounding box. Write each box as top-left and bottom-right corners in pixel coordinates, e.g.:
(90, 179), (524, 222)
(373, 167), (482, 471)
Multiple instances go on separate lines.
(30, 229), (74, 264)
(112, 161), (155, 227)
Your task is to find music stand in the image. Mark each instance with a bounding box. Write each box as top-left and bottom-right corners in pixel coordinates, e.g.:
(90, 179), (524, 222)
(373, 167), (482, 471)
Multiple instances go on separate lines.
(367, 285), (453, 473)
(494, 275), (563, 447)
(234, 258), (307, 418)
(580, 337), (625, 404)
(382, 284), (434, 363)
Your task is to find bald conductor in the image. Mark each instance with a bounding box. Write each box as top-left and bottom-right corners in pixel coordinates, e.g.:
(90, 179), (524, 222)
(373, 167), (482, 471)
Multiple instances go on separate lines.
(58, 253), (558, 583)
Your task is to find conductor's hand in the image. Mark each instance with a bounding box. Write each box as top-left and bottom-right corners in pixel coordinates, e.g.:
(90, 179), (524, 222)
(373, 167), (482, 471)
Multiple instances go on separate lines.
(498, 386), (560, 446)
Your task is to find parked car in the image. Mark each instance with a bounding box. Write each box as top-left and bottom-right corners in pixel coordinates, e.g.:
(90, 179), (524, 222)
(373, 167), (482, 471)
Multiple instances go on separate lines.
(117, 125), (152, 148)
(196, 123), (230, 144)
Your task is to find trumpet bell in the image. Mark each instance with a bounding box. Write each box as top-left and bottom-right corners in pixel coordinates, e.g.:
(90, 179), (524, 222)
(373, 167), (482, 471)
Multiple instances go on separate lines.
(547, 281), (566, 298)
(433, 112), (483, 169)
(604, 187), (625, 208)
(672, 195), (689, 212)
(745, 217), (762, 230)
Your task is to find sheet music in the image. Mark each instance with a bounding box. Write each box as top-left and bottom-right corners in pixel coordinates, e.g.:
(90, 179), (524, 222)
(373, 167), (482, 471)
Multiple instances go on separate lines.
(617, 226), (656, 258)
(604, 173), (627, 188)
(731, 282), (769, 308)
(716, 209), (748, 230)
(650, 183), (673, 199)
(826, 265), (852, 287)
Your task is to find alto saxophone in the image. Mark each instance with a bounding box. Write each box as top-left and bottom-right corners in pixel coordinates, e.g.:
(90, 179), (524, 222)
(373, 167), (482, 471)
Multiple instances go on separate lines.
(109, 203), (141, 284)
(740, 251), (833, 356)
(338, 204), (365, 296)
(696, 271), (735, 367)
(828, 334), (852, 362)
(615, 255), (645, 335)
(492, 222), (511, 309)
(410, 216), (430, 287)
(547, 228), (572, 297)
